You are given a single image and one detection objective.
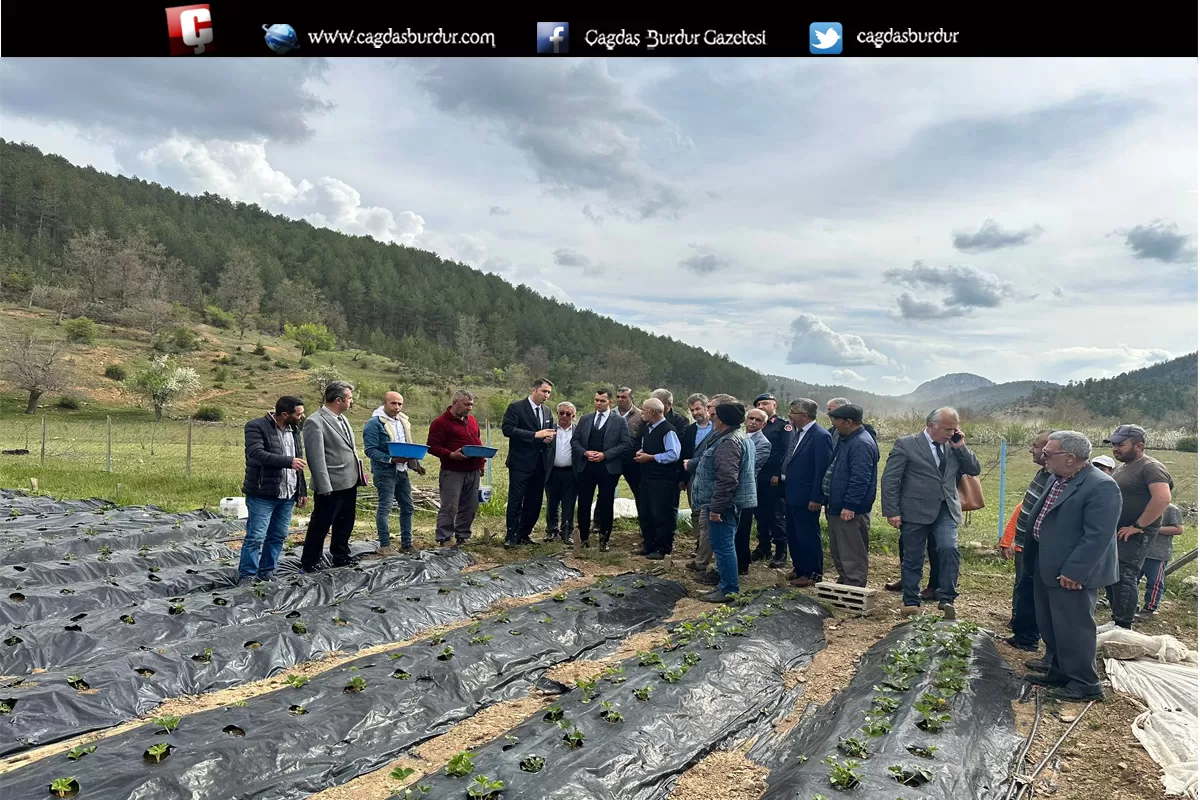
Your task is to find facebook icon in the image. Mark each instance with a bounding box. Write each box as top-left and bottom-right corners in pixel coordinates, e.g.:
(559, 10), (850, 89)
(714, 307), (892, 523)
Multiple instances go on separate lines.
(537, 22), (568, 54)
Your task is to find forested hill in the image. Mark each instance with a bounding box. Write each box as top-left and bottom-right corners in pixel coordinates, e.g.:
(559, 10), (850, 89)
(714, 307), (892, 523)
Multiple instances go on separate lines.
(1023, 353), (1198, 423)
(0, 139), (765, 399)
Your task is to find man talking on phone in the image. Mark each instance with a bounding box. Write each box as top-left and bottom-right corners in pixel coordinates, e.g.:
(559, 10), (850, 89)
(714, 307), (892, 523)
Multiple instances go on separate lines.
(880, 407), (981, 620)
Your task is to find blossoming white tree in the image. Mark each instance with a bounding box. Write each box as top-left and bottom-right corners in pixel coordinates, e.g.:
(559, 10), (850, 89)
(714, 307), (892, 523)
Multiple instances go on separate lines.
(126, 355), (200, 422)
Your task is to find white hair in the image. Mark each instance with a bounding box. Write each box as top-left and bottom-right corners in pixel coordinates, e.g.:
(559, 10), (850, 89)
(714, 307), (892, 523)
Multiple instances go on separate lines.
(926, 407), (959, 426)
(642, 397), (665, 414)
(557, 401), (576, 413)
(1050, 430), (1092, 460)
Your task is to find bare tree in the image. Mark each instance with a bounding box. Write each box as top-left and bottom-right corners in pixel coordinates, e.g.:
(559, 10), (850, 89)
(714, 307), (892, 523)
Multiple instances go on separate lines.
(2, 330), (66, 413)
(62, 228), (116, 303)
(30, 285), (85, 325)
(216, 248), (264, 337)
(455, 314), (486, 375)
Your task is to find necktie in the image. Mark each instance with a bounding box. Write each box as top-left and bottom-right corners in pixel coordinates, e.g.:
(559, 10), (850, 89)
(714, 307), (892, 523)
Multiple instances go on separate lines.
(936, 443), (946, 472)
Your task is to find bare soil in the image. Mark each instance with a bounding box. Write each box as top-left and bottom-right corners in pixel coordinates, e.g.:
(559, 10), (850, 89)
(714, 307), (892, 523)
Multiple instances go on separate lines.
(669, 746), (770, 800)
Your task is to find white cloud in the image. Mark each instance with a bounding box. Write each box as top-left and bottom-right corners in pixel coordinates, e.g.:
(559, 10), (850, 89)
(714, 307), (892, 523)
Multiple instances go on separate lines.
(137, 136), (424, 245)
(1044, 345), (1174, 377)
(831, 369), (866, 384)
(787, 314), (892, 367)
(880, 375), (915, 386)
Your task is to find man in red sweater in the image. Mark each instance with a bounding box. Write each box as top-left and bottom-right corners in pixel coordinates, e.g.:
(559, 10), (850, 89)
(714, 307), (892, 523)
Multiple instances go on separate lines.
(427, 390), (487, 545)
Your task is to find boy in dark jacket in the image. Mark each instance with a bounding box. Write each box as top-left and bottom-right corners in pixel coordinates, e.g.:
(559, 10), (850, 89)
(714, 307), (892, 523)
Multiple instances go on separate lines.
(822, 404), (879, 587)
(239, 396), (308, 582)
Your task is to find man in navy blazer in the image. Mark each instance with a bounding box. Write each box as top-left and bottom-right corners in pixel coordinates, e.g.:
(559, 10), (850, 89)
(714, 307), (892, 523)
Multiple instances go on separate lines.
(501, 378), (557, 547)
(571, 388), (632, 551)
(780, 398), (833, 586)
(1022, 430), (1121, 701)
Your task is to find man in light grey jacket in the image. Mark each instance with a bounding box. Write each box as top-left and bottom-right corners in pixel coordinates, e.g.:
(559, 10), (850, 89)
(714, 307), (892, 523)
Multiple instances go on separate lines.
(300, 381), (364, 572)
(880, 406), (981, 619)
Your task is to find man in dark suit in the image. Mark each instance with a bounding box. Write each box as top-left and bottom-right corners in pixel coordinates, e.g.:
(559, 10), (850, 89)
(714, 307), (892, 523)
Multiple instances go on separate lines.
(1022, 430), (1121, 701)
(572, 388), (632, 551)
(752, 392), (790, 567)
(501, 378), (556, 547)
(780, 398), (833, 586)
(880, 407), (982, 619)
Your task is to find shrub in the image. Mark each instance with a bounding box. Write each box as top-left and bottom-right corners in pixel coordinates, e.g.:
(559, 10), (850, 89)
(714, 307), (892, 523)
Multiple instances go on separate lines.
(203, 305), (235, 329)
(104, 364), (127, 381)
(298, 357), (312, 370)
(56, 395), (81, 410)
(193, 405), (224, 422)
(245, 382), (257, 390)
(64, 317), (98, 344)
(253, 342), (267, 356)
(274, 360), (290, 369)
(213, 366), (231, 383)
(171, 326), (201, 352)
(1178, 436), (1197, 453)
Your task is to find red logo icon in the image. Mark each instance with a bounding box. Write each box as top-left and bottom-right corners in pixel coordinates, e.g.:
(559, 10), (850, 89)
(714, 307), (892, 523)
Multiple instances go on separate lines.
(165, 5), (213, 55)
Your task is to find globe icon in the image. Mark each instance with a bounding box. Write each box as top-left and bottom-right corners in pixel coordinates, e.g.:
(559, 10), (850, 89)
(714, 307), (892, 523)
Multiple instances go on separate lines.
(263, 24), (299, 54)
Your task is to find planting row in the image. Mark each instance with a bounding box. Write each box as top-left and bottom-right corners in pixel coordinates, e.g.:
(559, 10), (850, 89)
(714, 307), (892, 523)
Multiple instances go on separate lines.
(0, 491), (108, 517)
(748, 615), (1024, 799)
(0, 540), (390, 626)
(1, 548), (472, 673)
(415, 588), (829, 800)
(3, 573), (688, 800)
(0, 557), (579, 755)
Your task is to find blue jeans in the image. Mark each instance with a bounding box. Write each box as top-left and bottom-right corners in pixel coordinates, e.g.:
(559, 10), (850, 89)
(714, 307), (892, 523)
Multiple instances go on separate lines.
(239, 495), (294, 579)
(374, 468), (414, 548)
(1141, 558), (1166, 611)
(900, 502), (960, 607)
(707, 508), (740, 596)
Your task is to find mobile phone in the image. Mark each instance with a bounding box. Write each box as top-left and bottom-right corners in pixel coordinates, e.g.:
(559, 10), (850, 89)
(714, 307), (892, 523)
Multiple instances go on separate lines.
(951, 431), (963, 443)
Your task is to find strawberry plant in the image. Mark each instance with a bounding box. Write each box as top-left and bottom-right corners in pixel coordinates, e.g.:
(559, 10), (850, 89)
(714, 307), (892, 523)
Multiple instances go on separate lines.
(599, 700), (623, 723)
(66, 745), (95, 761)
(821, 756), (862, 790)
(391, 766), (416, 781)
(543, 704), (564, 722)
(562, 725), (585, 749)
(575, 677), (599, 703)
(428, 636), (446, 646)
(916, 709), (951, 732)
(502, 734), (519, 751)
(636, 651), (663, 667)
(144, 743), (171, 763)
(633, 686), (654, 701)
(601, 665), (626, 684)
(445, 751), (475, 777)
(861, 717), (891, 737)
(837, 735), (870, 758)
(906, 744), (938, 759)
(581, 595), (600, 607)
(344, 676), (367, 694)
(467, 775), (504, 799)
(659, 666), (686, 683)
(437, 587), (454, 595)
(389, 653), (404, 661)
(49, 777), (79, 797)
(292, 621), (308, 635)
(66, 675), (89, 691)
(288, 705), (307, 715)
(496, 610), (510, 623)
(888, 763), (933, 786)
(519, 755), (546, 773)
(551, 592), (566, 602)
(871, 695), (900, 713)
(0, 700), (13, 714)
(392, 669), (412, 680)
(437, 645), (454, 661)
(469, 635), (494, 645)
(509, 629), (522, 636)
(682, 652), (701, 667)
(152, 715), (180, 734)
(285, 674), (309, 689)
(168, 603), (185, 616)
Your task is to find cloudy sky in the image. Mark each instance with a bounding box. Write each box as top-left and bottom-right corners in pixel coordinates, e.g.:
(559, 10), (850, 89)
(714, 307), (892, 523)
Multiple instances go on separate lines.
(2, 57), (1195, 393)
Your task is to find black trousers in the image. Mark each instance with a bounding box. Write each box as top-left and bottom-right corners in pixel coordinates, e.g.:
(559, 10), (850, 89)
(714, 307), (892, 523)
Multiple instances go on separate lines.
(622, 460), (642, 513)
(1106, 531), (1153, 628)
(898, 525), (939, 588)
(577, 465), (620, 541)
(736, 505), (755, 573)
(638, 477), (678, 555)
(753, 476), (786, 549)
(301, 486), (357, 569)
(544, 466), (577, 539)
(506, 465), (546, 539)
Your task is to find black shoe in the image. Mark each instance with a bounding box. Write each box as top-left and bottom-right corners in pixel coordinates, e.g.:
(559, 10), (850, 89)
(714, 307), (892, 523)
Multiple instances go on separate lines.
(1024, 672), (1068, 686)
(750, 548), (771, 562)
(884, 579), (902, 592)
(768, 555), (788, 569)
(1024, 658), (1052, 672)
(504, 538), (520, 548)
(599, 539), (610, 553)
(738, 568), (749, 576)
(632, 548), (650, 556)
(695, 571), (720, 586)
(1004, 636), (1039, 652)
(645, 552), (665, 561)
(581, 539), (591, 549)
(920, 588), (938, 602)
(543, 532), (560, 543)
(1044, 686), (1103, 702)
(685, 561), (703, 572)
(700, 590), (732, 603)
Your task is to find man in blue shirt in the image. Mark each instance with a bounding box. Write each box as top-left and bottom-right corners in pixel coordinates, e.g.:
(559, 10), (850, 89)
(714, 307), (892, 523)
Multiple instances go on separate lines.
(633, 397), (682, 560)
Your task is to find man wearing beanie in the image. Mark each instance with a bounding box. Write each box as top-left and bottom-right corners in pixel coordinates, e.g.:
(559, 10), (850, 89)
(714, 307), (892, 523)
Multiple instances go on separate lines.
(822, 404), (879, 587)
(689, 402), (758, 602)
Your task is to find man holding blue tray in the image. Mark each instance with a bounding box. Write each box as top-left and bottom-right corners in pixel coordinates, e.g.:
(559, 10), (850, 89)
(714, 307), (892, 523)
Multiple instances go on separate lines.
(364, 391), (426, 555)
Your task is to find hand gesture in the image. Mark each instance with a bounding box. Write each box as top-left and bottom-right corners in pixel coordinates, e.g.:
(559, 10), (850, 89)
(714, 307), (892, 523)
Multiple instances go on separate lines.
(290, 458), (307, 471)
(887, 516), (902, 529)
(449, 448), (467, 461)
(840, 509), (855, 522)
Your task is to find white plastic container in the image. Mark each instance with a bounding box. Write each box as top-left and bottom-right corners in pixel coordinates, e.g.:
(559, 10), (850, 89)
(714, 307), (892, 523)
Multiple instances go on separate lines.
(479, 485), (493, 505)
(220, 497), (248, 519)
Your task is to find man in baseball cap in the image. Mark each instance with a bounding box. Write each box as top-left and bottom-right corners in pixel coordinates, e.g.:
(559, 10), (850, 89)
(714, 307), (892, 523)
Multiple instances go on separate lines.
(1090, 455), (1115, 474)
(1103, 424), (1146, 445)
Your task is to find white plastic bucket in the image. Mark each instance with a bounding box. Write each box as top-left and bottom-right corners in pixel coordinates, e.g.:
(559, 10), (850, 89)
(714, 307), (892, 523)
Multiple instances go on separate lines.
(220, 497), (248, 519)
(479, 485), (493, 505)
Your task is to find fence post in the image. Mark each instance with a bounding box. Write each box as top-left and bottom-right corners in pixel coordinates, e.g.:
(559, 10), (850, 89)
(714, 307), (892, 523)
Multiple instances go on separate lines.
(997, 438), (1007, 542)
(40, 415), (47, 466)
(186, 417), (193, 479)
(105, 416), (112, 473)
(150, 423), (156, 457)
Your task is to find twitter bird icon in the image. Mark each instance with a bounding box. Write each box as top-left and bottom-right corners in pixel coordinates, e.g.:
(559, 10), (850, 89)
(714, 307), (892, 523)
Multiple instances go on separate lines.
(810, 22), (843, 54)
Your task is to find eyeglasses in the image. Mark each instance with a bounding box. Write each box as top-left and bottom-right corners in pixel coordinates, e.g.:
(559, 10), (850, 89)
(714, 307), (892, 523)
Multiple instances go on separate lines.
(1044, 451), (1070, 459)
(558, 411), (573, 417)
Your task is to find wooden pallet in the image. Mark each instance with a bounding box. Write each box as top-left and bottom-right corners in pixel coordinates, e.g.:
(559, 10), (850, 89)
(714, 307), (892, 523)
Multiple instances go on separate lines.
(815, 581), (878, 616)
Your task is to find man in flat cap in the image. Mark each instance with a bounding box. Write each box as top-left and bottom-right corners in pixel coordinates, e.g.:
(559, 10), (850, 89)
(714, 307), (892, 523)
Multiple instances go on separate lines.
(1103, 424), (1174, 629)
(821, 404), (879, 587)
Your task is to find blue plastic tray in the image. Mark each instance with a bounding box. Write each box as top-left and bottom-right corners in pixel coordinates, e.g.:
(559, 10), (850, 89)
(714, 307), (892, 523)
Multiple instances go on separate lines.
(387, 442), (429, 459)
(461, 445), (499, 459)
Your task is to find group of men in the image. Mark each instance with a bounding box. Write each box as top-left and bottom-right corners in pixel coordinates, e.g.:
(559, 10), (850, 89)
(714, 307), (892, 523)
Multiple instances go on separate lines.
(237, 379), (1185, 700)
(237, 383), (488, 582)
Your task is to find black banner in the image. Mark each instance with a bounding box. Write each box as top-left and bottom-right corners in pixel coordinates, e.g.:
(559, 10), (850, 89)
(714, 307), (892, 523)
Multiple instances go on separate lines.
(1, 8), (1196, 56)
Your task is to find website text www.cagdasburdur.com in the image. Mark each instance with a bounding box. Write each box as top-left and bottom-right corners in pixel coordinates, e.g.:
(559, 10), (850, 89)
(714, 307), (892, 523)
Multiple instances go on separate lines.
(306, 27), (496, 48)
(856, 27), (959, 48)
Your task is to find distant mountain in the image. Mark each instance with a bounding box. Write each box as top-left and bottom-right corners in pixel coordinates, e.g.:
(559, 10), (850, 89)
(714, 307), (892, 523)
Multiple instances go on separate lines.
(909, 373), (995, 403)
(940, 380), (1057, 412)
(1021, 354), (1197, 425)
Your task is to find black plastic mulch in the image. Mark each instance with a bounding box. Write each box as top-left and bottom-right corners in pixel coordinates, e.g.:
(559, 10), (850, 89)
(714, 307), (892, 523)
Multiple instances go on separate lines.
(0, 557), (579, 755)
(747, 618), (1024, 800)
(415, 588), (829, 800)
(1, 572), (688, 800)
(0, 548), (473, 673)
